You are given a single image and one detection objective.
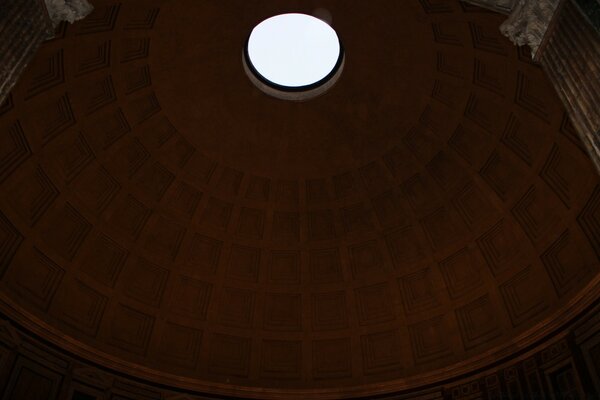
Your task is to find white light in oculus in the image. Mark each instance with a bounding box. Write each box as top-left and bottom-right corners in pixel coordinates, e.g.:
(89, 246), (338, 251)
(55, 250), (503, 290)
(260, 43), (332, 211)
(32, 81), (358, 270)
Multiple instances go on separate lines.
(247, 13), (341, 88)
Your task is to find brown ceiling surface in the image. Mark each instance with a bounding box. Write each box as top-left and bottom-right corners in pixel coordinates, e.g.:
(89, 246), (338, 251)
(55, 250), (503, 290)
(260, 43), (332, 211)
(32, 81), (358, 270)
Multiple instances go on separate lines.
(1, 0), (600, 398)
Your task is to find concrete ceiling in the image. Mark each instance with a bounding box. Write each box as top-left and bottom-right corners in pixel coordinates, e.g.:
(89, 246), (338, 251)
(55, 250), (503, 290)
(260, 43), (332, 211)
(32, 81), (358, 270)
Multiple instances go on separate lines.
(0, 0), (599, 397)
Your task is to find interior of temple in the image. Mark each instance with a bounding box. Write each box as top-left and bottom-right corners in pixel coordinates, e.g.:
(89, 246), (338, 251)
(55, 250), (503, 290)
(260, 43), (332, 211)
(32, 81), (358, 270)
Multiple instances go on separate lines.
(0, 0), (599, 398)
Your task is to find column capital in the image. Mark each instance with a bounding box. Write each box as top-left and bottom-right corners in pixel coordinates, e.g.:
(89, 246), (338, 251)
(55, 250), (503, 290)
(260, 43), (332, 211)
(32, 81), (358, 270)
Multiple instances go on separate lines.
(500, 0), (561, 57)
(44, 0), (94, 26)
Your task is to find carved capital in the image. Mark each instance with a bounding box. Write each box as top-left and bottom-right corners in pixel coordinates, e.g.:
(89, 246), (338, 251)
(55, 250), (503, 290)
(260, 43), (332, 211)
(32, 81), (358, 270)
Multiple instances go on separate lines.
(44, 0), (94, 26)
(499, 0), (561, 56)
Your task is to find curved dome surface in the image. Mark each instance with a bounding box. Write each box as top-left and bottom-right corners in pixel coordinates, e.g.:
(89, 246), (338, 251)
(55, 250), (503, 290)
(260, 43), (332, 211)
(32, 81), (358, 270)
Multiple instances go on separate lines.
(0, 0), (599, 398)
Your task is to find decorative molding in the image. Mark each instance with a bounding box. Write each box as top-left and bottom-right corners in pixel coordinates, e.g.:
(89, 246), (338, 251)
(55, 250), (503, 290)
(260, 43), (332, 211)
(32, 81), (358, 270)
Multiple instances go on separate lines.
(0, 274), (599, 398)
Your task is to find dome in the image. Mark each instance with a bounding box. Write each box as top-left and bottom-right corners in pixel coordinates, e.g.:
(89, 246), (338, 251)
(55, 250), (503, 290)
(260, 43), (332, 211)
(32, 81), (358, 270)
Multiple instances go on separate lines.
(0, 0), (599, 398)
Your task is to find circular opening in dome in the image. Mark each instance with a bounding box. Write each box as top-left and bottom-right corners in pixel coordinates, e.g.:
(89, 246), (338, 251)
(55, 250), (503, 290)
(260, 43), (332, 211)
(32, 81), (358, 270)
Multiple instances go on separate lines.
(243, 13), (344, 101)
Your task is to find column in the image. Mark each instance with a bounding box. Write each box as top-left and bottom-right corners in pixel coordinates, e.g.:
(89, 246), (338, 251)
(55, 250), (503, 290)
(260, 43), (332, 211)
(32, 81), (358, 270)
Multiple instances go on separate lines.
(539, 0), (600, 173)
(0, 0), (54, 104)
(0, 0), (93, 105)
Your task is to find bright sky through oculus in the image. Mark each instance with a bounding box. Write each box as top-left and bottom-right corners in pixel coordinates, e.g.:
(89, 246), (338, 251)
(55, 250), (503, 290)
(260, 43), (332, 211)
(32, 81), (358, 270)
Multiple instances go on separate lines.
(247, 13), (341, 87)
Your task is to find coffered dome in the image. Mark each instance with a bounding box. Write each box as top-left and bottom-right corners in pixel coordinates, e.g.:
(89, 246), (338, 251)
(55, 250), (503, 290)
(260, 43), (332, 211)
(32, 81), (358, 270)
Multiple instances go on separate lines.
(0, 0), (598, 398)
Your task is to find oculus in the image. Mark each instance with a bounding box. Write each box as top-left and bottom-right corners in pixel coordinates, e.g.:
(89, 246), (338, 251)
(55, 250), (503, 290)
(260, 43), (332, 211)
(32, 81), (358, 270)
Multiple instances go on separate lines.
(243, 13), (344, 100)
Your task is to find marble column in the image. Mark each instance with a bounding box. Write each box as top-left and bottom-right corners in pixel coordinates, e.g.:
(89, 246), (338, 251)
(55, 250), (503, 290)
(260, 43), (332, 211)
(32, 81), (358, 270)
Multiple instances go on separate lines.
(539, 0), (600, 173)
(463, 0), (600, 174)
(462, 0), (561, 57)
(0, 0), (93, 105)
(0, 0), (54, 104)
(497, 0), (600, 173)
